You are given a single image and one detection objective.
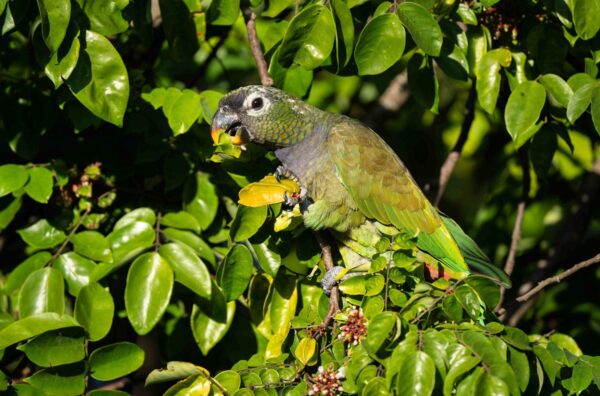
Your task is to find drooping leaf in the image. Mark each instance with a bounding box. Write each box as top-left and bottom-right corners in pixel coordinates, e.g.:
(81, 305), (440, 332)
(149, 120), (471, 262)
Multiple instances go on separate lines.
(191, 284), (236, 355)
(354, 13), (405, 75)
(183, 173), (219, 230)
(396, 350), (436, 396)
(125, 253), (174, 335)
(505, 81), (546, 148)
(74, 282), (114, 341)
(159, 243), (211, 299)
(218, 244), (254, 301)
(89, 342), (145, 381)
(67, 30), (129, 127)
(572, 0), (600, 40)
(36, 0), (70, 53)
(77, 0), (130, 36)
(476, 48), (512, 114)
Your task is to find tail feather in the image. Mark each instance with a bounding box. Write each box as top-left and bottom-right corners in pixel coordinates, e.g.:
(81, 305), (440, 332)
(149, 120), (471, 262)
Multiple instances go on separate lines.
(439, 213), (512, 288)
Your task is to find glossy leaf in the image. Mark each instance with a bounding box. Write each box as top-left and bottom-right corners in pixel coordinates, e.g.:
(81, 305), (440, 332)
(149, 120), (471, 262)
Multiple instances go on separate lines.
(444, 355), (481, 396)
(108, 221), (155, 266)
(161, 228), (216, 267)
(476, 48), (511, 114)
(0, 313), (80, 350)
(78, 0), (130, 36)
(365, 312), (396, 356)
(191, 285), (236, 355)
(208, 0), (239, 25)
(89, 342), (145, 381)
(114, 207), (156, 230)
(397, 2), (443, 56)
(397, 350), (435, 396)
(214, 371), (241, 394)
(26, 362), (86, 396)
(295, 337), (316, 366)
(219, 244), (254, 301)
(0, 195), (22, 232)
(71, 230), (112, 262)
(18, 219), (65, 249)
(67, 30), (129, 127)
(146, 361), (210, 386)
(55, 252), (96, 296)
(159, 243), (211, 299)
(270, 271), (298, 334)
(278, 4), (335, 70)
(567, 81), (597, 123)
(3, 252), (52, 294)
(0, 164), (28, 197)
(37, 0), (70, 53)
(355, 13), (405, 75)
(505, 81), (546, 147)
(18, 267), (65, 318)
(183, 173), (219, 230)
(230, 205), (268, 242)
(591, 85), (600, 135)
(24, 167), (53, 203)
(39, 23), (80, 88)
(74, 282), (114, 341)
(572, 0), (600, 40)
(125, 253), (174, 335)
(161, 211), (201, 234)
(539, 74), (573, 108)
(17, 328), (84, 367)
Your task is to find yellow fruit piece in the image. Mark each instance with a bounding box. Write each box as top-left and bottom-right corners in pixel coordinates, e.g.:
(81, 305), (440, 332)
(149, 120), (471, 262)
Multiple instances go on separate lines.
(238, 175), (301, 207)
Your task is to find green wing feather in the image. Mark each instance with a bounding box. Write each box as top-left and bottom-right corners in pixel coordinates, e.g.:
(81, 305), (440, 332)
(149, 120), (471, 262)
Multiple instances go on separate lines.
(439, 213), (512, 287)
(326, 120), (469, 275)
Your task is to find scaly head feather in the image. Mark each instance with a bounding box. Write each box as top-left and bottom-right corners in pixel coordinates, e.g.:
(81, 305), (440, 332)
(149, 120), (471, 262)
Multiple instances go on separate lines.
(211, 86), (322, 148)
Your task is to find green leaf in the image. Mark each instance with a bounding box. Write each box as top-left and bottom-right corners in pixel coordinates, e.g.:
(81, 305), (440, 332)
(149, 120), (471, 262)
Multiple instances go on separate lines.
(270, 271), (298, 335)
(331, 0), (354, 70)
(0, 164), (28, 198)
(214, 370), (241, 394)
(71, 230), (112, 262)
(34, 22), (80, 88)
(567, 81), (597, 123)
(3, 252), (52, 294)
(474, 373), (510, 395)
(18, 219), (65, 249)
(191, 284), (236, 354)
(208, 0), (239, 25)
(476, 48), (512, 114)
(549, 333), (582, 356)
(365, 312), (396, 357)
(55, 252), (96, 296)
(508, 347), (530, 392)
(397, 350), (435, 396)
(354, 13), (405, 75)
(230, 205), (268, 242)
(24, 167), (53, 203)
(183, 172), (219, 230)
(88, 391), (130, 396)
(125, 252), (174, 335)
(444, 355), (481, 396)
(591, 85), (600, 135)
(454, 285), (480, 319)
(18, 267), (65, 318)
(161, 228), (216, 267)
(37, 0), (70, 53)
(572, 0), (600, 40)
(278, 4), (335, 70)
(26, 362), (86, 396)
(252, 239), (281, 277)
(89, 342), (145, 381)
(262, 0), (293, 17)
(0, 195), (22, 232)
(501, 327), (531, 351)
(397, 2), (443, 56)
(146, 361), (210, 386)
(17, 328), (84, 367)
(539, 74), (573, 108)
(163, 88), (203, 135)
(74, 282), (114, 341)
(408, 54), (439, 113)
(466, 276), (500, 309)
(563, 360), (593, 394)
(114, 207), (157, 230)
(0, 313), (80, 350)
(533, 345), (559, 386)
(198, 90), (224, 124)
(219, 244), (254, 301)
(67, 30), (129, 127)
(505, 81), (546, 147)
(461, 331), (520, 395)
(339, 275), (366, 295)
(159, 243), (211, 299)
(108, 221), (155, 266)
(78, 0), (130, 36)
(161, 211), (201, 234)
(269, 46), (314, 98)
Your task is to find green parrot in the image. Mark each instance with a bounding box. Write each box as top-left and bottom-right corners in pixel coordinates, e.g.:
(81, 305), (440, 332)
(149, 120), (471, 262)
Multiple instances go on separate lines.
(211, 86), (510, 287)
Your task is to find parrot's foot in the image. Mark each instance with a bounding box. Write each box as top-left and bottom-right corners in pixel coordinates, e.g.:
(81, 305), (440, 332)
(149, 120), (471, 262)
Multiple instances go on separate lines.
(321, 266), (346, 296)
(275, 166), (309, 209)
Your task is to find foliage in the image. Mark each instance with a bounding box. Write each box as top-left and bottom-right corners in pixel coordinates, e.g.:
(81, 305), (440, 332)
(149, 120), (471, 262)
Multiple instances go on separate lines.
(0, 0), (599, 395)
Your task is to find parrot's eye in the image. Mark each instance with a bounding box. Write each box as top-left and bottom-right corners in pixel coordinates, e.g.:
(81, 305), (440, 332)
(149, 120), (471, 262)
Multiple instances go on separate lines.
(251, 97), (264, 110)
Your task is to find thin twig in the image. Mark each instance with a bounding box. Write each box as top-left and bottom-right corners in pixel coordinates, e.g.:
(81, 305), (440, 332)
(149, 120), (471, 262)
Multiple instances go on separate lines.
(243, 10), (273, 87)
(314, 231), (340, 333)
(496, 149), (530, 311)
(410, 279), (464, 324)
(154, 213), (162, 252)
(515, 253), (600, 302)
(434, 84), (476, 207)
(48, 209), (91, 266)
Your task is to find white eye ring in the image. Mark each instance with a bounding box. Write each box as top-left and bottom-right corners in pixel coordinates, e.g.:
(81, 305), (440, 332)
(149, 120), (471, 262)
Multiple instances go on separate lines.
(245, 92), (271, 116)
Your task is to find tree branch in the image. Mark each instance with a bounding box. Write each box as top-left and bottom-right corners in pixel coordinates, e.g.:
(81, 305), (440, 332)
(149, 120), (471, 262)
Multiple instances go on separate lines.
(243, 10), (273, 87)
(434, 84), (476, 207)
(362, 71), (409, 128)
(314, 231), (340, 332)
(516, 252), (600, 302)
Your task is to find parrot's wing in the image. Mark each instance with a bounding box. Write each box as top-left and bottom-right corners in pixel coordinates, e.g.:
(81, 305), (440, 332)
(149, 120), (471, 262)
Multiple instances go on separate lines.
(326, 120), (469, 275)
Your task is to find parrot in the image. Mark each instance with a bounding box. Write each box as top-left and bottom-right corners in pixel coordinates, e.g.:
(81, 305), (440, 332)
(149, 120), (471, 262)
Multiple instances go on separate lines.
(210, 85), (511, 287)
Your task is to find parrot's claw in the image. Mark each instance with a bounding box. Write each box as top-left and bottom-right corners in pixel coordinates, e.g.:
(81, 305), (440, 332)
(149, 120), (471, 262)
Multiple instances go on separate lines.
(275, 165), (301, 184)
(283, 186), (308, 208)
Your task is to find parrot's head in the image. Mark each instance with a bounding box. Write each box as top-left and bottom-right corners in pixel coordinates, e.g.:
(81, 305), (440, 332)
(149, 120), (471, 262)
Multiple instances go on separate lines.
(211, 86), (318, 148)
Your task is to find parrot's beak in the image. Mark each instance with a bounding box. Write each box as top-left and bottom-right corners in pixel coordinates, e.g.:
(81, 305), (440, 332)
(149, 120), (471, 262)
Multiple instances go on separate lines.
(211, 107), (248, 146)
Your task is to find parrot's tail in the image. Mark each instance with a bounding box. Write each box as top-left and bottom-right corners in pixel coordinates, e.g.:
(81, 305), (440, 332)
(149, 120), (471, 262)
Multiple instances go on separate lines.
(439, 213), (512, 288)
